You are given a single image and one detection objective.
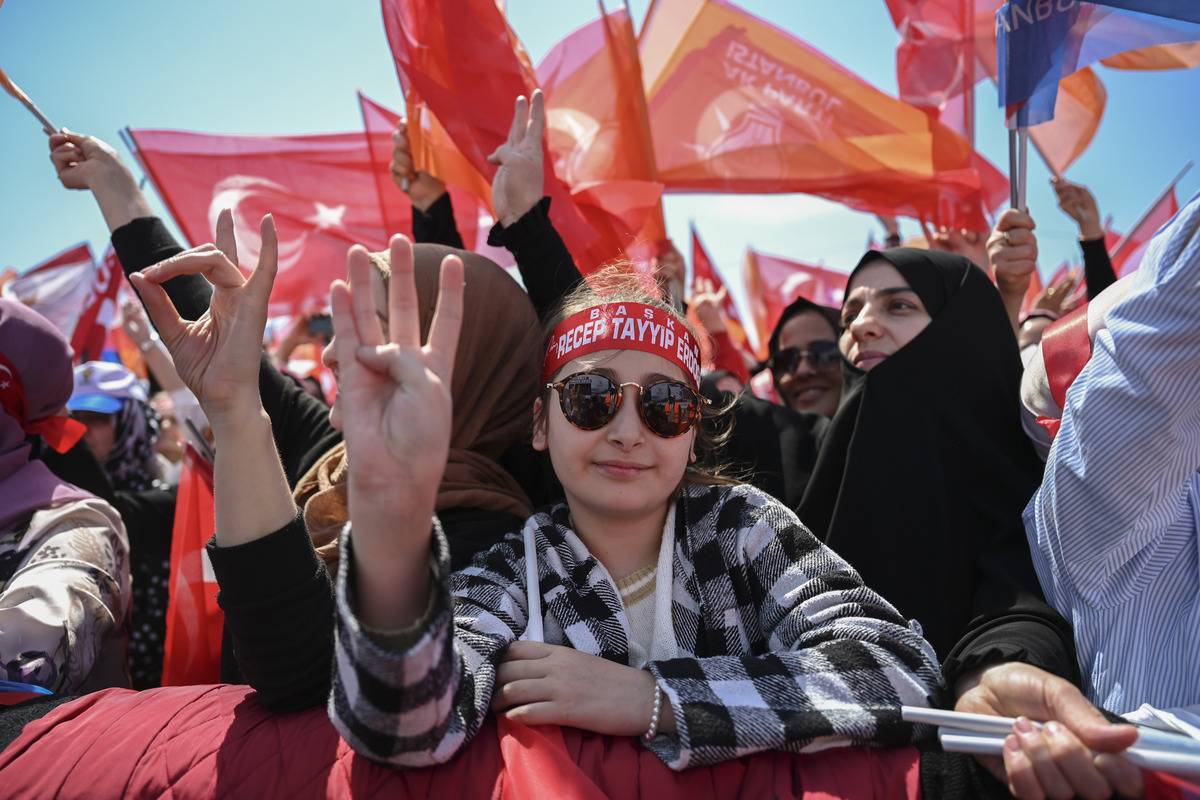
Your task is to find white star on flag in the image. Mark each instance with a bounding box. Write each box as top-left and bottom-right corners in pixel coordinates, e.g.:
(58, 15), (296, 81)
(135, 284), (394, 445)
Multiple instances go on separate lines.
(307, 202), (347, 230)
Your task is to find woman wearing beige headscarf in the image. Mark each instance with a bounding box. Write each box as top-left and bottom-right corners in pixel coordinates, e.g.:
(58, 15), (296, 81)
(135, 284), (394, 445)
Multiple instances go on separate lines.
(131, 210), (542, 711)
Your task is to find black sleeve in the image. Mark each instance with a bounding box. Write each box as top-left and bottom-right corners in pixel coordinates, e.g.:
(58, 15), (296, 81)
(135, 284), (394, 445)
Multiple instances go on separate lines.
(487, 197), (583, 320)
(111, 217), (341, 487)
(718, 395), (825, 513)
(257, 353), (342, 487)
(111, 217), (211, 321)
(941, 544), (1080, 689)
(1080, 237), (1117, 300)
(206, 515), (334, 712)
(412, 192), (464, 248)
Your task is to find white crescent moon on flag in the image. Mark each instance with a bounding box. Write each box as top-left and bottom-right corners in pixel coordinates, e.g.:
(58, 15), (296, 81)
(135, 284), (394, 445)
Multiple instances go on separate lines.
(207, 176), (309, 273)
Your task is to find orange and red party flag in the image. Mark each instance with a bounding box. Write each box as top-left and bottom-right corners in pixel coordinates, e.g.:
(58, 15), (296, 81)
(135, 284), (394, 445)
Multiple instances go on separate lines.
(639, 0), (1005, 231)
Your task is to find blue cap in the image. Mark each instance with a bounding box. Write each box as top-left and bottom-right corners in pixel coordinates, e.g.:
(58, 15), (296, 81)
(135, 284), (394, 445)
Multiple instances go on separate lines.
(67, 361), (146, 416)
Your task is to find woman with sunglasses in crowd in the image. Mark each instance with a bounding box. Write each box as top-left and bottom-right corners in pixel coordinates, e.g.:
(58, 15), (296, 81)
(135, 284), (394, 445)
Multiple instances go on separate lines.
(706, 296), (846, 510)
(325, 249), (941, 770)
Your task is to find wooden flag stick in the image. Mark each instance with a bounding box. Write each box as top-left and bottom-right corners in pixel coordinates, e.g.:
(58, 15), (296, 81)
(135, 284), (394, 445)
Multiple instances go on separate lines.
(0, 66), (57, 134)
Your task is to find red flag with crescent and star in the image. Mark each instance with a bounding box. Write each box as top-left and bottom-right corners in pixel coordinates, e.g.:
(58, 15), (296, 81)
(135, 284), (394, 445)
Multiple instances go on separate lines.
(126, 128), (394, 316)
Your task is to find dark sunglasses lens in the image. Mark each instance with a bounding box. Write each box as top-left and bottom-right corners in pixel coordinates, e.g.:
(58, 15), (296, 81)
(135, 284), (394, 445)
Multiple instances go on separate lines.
(809, 340), (842, 366)
(561, 374), (619, 430)
(773, 347), (801, 374)
(641, 382), (699, 438)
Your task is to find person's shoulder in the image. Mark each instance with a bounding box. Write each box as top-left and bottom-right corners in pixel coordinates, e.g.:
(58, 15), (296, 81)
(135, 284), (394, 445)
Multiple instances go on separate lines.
(39, 495), (125, 532)
(682, 482), (805, 540)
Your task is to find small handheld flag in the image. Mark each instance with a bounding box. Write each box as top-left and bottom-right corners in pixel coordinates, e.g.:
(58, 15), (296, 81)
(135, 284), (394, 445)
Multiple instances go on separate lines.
(0, 66), (57, 134)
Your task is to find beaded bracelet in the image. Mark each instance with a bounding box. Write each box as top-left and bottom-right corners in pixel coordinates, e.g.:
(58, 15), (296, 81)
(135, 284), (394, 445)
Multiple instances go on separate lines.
(643, 682), (663, 741)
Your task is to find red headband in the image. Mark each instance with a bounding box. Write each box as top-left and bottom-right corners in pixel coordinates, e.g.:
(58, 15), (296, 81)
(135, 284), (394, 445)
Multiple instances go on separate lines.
(543, 302), (702, 386)
(0, 351), (86, 454)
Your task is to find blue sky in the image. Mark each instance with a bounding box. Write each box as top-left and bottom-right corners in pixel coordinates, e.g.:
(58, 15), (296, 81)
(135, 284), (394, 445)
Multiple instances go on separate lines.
(2, 0), (1198, 323)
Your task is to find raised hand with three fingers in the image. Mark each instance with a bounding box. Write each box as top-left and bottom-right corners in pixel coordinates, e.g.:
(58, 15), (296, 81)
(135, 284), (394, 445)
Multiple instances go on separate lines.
(330, 235), (465, 630)
(487, 90), (546, 227)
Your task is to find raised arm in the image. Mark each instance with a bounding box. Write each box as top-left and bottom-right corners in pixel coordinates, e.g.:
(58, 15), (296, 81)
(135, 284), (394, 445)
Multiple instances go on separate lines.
(48, 130), (337, 485)
(1028, 193), (1200, 604)
(987, 209), (1039, 338)
(1052, 178), (1117, 299)
(485, 91), (582, 319)
(390, 120), (465, 248)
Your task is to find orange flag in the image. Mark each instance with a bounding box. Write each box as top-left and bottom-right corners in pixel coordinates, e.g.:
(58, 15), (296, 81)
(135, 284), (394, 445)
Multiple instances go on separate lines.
(1029, 68), (1107, 177)
(1102, 42), (1200, 70)
(402, 94), (494, 212)
(639, 0), (1006, 231)
(357, 92), (511, 264)
(381, 0), (635, 271)
(536, 8), (666, 261)
(743, 248), (847, 359)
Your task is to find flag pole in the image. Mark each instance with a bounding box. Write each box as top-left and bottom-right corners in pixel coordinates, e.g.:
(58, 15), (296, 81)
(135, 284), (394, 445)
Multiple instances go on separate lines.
(0, 66), (57, 134)
(1017, 128), (1029, 210)
(962, 0), (975, 147)
(1110, 161), (1194, 257)
(1008, 129), (1020, 208)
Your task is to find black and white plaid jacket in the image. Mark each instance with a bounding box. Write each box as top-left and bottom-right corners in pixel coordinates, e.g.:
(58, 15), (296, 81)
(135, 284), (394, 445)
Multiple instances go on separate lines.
(329, 483), (941, 770)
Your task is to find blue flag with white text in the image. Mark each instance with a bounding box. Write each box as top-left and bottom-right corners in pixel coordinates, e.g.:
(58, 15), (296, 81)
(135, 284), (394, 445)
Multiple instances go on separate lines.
(997, 0), (1200, 126)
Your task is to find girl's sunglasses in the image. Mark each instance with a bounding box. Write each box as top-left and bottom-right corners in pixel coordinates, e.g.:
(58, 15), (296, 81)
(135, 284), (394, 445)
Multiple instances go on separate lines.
(546, 371), (708, 439)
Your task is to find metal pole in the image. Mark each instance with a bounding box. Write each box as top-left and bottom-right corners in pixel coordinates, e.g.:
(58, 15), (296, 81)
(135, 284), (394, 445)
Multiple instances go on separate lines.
(1110, 161), (1194, 256)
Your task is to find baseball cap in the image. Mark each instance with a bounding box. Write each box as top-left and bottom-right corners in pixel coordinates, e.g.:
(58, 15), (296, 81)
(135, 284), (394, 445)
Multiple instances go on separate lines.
(68, 361), (147, 415)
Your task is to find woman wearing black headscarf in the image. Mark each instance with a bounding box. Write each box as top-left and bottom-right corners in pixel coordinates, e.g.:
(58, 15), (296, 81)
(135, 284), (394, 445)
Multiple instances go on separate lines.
(798, 248), (1074, 675)
(794, 248), (1136, 798)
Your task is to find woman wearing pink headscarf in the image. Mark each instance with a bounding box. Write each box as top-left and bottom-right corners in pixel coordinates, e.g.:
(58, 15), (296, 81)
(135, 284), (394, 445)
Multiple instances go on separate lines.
(0, 299), (131, 693)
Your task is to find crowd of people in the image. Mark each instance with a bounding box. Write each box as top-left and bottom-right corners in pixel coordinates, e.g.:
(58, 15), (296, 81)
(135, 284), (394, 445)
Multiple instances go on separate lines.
(0, 89), (1196, 799)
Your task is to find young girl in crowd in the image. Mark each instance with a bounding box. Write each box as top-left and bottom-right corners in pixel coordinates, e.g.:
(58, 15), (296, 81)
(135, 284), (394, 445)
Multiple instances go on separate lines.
(0, 300), (131, 694)
(323, 248), (941, 769)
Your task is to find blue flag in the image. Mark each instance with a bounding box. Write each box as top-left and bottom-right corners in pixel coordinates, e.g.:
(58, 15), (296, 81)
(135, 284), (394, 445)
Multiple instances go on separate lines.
(997, 1), (1200, 126)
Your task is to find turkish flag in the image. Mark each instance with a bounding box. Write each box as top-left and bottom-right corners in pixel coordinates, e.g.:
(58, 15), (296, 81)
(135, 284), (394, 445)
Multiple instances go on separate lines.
(742, 248), (847, 359)
(128, 128), (391, 316)
(69, 247), (124, 363)
(2, 242), (123, 363)
(380, 0), (632, 271)
(537, 8), (666, 251)
(639, 0), (1005, 231)
(689, 225), (753, 361)
(358, 92), (514, 267)
(1113, 187), (1180, 276)
(161, 447), (223, 686)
